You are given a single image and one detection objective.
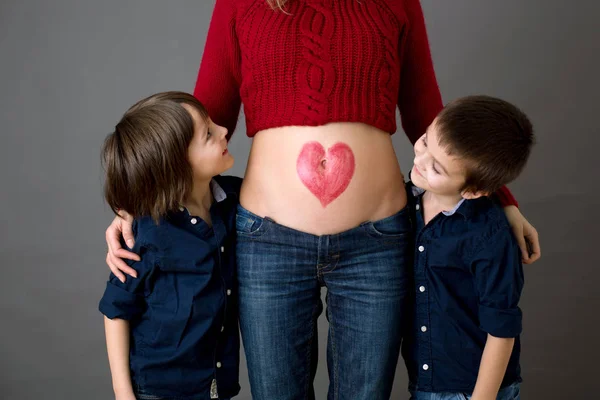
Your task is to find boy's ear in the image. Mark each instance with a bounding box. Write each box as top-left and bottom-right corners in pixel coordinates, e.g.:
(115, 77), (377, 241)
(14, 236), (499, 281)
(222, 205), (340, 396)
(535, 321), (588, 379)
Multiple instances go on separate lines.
(461, 188), (488, 200)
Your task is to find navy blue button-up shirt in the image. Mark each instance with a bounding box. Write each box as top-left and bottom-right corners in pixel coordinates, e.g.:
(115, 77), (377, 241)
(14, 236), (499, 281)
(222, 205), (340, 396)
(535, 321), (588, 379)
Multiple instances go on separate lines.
(99, 176), (241, 400)
(402, 182), (524, 393)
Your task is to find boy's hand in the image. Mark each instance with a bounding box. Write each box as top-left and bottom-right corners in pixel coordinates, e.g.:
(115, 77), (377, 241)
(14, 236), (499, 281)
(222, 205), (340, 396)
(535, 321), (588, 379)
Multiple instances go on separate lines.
(115, 392), (136, 400)
(113, 384), (136, 400)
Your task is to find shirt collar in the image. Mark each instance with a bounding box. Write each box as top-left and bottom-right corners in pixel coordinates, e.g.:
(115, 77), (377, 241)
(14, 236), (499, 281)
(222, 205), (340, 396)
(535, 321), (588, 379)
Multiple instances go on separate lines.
(210, 179), (227, 203)
(175, 179), (228, 218)
(411, 184), (469, 218)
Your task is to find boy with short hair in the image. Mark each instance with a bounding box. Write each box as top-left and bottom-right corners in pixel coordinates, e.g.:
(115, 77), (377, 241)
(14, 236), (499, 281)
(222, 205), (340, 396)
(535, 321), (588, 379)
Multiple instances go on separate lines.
(404, 95), (534, 400)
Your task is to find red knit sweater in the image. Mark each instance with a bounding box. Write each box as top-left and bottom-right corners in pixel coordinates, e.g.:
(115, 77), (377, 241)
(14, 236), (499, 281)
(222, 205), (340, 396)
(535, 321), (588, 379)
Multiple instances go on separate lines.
(193, 0), (517, 206)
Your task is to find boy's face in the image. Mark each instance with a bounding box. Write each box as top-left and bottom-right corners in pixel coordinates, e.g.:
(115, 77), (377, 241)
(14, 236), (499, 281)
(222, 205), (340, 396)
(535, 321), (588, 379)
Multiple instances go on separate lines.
(411, 119), (472, 198)
(183, 104), (234, 181)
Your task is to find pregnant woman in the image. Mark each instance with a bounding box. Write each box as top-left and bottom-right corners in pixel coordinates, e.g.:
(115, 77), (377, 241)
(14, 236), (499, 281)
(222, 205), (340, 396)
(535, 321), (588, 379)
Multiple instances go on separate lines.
(105, 1), (541, 399)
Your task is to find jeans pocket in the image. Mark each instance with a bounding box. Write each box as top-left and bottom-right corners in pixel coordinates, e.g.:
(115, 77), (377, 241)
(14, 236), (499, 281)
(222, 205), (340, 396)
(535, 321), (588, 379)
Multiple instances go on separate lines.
(497, 382), (521, 400)
(236, 205), (269, 236)
(512, 383), (521, 399)
(365, 206), (411, 239)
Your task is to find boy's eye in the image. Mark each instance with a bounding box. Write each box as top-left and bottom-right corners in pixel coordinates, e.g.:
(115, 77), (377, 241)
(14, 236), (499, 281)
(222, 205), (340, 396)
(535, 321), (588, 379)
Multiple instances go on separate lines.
(422, 137), (427, 147)
(432, 164), (440, 174)
(206, 131), (212, 139)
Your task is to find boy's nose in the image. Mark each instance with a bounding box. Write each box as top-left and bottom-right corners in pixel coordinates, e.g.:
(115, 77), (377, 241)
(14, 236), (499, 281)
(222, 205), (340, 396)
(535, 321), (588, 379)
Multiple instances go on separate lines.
(414, 153), (426, 165)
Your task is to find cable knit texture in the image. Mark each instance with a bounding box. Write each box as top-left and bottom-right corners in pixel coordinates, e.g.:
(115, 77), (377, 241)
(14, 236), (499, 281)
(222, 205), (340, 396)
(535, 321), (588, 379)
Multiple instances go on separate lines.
(194, 0), (517, 207)
(195, 0), (441, 141)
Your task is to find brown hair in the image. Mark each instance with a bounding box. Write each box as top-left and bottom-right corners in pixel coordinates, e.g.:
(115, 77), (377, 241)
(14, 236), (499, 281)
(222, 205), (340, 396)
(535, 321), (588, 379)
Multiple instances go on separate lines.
(436, 95), (534, 194)
(102, 91), (209, 222)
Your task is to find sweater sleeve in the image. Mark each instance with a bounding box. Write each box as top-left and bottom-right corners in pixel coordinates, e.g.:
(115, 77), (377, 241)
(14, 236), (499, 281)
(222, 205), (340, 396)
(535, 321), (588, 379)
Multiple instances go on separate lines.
(194, 0), (242, 139)
(397, 0), (443, 145)
(495, 185), (519, 208)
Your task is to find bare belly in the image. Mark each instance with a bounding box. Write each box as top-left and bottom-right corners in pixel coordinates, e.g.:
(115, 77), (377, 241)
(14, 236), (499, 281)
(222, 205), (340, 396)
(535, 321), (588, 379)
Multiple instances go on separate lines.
(240, 122), (408, 235)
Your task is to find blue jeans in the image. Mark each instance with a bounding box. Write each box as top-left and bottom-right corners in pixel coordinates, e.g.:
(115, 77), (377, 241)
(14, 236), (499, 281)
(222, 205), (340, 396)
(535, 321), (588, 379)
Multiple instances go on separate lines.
(236, 205), (413, 400)
(409, 382), (521, 400)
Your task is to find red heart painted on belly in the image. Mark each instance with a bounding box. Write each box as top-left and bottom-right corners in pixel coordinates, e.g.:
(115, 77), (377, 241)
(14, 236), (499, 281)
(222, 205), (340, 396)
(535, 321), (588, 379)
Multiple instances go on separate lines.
(297, 141), (355, 207)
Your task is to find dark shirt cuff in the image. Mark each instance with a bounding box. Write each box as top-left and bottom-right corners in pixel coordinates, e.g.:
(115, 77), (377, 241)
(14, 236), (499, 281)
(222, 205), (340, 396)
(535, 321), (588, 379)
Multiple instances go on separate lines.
(98, 281), (144, 320)
(479, 304), (522, 338)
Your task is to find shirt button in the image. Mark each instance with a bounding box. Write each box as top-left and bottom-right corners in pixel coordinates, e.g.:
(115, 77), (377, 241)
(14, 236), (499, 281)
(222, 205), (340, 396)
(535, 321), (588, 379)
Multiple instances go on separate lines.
(419, 286), (426, 293)
(226, 289), (232, 296)
(221, 326), (225, 332)
(216, 362), (222, 368)
(423, 364), (429, 371)
(179, 206), (185, 212)
(190, 218), (197, 225)
(415, 204), (420, 211)
(418, 245), (425, 252)
(421, 326), (427, 332)
(221, 246), (225, 253)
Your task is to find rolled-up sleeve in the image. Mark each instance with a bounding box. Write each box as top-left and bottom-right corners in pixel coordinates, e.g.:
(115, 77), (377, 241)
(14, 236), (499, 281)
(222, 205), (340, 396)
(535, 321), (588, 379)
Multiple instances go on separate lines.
(98, 248), (156, 320)
(471, 227), (524, 338)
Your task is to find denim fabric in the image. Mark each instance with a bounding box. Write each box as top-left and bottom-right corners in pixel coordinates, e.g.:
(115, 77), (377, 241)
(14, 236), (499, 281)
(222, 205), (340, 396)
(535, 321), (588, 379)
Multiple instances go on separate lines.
(409, 382), (521, 400)
(236, 204), (413, 400)
(135, 384), (232, 400)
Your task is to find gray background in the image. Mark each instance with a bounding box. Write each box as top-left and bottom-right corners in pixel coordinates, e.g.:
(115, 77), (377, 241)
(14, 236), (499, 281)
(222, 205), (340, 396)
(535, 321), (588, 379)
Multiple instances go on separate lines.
(1, 0), (598, 398)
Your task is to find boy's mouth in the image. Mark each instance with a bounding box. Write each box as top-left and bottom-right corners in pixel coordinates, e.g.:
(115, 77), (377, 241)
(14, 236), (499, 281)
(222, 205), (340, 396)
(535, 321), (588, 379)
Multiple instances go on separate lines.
(413, 164), (423, 177)
(222, 148), (228, 156)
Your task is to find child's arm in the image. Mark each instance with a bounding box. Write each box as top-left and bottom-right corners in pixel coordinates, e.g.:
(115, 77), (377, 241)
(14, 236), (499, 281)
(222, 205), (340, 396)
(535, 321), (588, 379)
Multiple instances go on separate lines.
(104, 317), (136, 400)
(99, 235), (158, 399)
(471, 224), (524, 399)
(471, 335), (515, 400)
